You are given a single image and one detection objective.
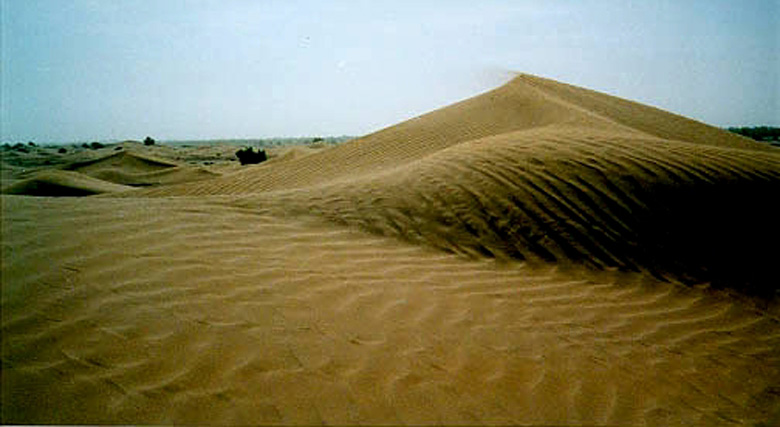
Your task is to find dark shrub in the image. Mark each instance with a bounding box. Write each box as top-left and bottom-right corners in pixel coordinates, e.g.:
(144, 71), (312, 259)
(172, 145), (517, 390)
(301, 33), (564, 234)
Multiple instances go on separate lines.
(90, 142), (105, 149)
(144, 136), (156, 146)
(235, 147), (267, 165)
(58, 147), (67, 154)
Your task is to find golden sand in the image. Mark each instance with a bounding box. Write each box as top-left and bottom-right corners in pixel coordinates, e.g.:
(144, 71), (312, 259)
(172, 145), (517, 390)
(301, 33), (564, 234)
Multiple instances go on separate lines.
(2, 74), (779, 424)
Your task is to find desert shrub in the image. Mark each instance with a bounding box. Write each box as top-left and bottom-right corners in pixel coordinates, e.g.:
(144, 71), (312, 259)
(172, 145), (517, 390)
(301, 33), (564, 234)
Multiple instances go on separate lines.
(90, 142), (105, 149)
(144, 136), (156, 146)
(12, 143), (29, 153)
(58, 147), (67, 154)
(235, 147), (267, 165)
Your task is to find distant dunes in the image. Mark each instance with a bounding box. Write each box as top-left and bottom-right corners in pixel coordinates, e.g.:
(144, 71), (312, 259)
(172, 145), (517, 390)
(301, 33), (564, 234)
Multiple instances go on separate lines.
(2, 151), (219, 196)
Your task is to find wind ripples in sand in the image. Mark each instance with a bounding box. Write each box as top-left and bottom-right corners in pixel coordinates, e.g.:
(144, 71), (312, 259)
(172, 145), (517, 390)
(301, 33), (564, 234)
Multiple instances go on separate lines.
(2, 197), (780, 424)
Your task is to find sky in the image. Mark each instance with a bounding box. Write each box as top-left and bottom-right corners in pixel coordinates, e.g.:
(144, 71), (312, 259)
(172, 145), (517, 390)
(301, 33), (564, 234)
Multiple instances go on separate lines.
(1, 0), (777, 143)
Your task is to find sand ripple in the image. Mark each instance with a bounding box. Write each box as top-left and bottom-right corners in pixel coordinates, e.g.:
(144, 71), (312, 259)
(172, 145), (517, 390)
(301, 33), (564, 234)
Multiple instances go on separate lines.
(3, 197), (779, 424)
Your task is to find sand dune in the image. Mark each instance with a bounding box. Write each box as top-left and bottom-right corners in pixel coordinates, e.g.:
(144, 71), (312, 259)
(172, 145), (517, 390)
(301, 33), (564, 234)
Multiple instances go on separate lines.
(65, 150), (220, 187)
(65, 150), (180, 175)
(1, 150), (221, 196)
(279, 126), (780, 295)
(132, 73), (766, 197)
(3, 74), (780, 424)
(139, 74), (779, 294)
(1, 170), (135, 196)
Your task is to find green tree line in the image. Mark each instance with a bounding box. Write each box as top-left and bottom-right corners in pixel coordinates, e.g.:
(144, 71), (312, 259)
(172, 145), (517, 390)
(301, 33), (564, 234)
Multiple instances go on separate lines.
(727, 126), (780, 141)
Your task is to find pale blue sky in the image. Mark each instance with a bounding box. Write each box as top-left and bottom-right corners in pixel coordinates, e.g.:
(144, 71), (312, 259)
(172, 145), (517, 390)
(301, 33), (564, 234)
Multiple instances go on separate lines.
(1, 0), (777, 143)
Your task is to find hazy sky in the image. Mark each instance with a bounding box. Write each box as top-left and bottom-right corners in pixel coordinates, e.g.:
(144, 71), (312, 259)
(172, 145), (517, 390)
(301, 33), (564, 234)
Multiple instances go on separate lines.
(2, 0), (777, 143)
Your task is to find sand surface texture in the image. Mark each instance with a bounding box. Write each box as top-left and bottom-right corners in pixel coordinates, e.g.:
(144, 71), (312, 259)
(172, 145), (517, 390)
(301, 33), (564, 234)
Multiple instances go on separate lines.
(2, 74), (780, 424)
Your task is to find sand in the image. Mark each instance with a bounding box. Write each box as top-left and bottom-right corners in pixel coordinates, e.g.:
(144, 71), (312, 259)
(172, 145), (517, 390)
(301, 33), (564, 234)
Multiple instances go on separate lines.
(2, 74), (780, 424)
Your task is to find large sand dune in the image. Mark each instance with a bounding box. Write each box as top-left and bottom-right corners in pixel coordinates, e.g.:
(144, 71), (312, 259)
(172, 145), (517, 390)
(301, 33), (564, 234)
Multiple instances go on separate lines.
(133, 74), (769, 197)
(141, 73), (780, 293)
(2, 74), (780, 424)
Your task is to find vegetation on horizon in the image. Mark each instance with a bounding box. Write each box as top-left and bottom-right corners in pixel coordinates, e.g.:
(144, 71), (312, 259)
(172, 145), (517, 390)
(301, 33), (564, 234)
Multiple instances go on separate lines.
(727, 126), (780, 142)
(164, 136), (354, 148)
